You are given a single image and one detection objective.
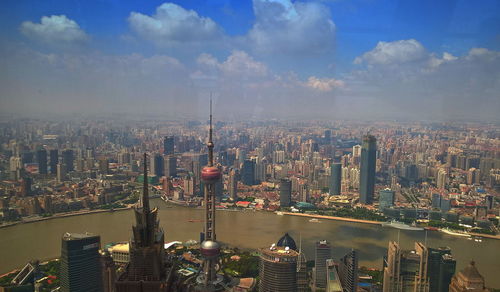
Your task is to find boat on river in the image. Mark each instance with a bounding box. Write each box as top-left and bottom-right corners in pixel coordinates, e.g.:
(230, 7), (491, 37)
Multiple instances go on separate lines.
(382, 220), (424, 231)
(439, 228), (471, 238)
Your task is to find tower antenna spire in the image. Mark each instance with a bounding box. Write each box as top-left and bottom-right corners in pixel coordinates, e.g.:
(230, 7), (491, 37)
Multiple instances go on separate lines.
(208, 94), (214, 167)
(142, 152), (150, 213)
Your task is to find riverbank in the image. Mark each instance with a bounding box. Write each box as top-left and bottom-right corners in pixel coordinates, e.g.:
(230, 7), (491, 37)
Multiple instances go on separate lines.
(281, 212), (383, 225)
(0, 207), (132, 229)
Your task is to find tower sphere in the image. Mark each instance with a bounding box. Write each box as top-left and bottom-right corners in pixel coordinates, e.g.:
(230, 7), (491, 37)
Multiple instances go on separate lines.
(201, 166), (221, 182)
(200, 240), (221, 258)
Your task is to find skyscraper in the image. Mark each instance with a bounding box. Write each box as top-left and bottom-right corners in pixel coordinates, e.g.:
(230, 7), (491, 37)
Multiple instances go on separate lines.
(379, 188), (395, 211)
(60, 232), (102, 292)
(338, 249), (358, 292)
(241, 159), (255, 186)
(49, 149), (58, 175)
(280, 178), (292, 208)
(360, 135), (376, 204)
(428, 247), (456, 292)
(36, 149), (47, 175)
(151, 153), (164, 177)
(164, 155), (177, 177)
(62, 149), (74, 172)
(383, 241), (431, 292)
(314, 240), (331, 289)
(115, 153), (173, 291)
(449, 261), (489, 292)
(228, 168), (238, 200)
(164, 136), (174, 155)
(330, 163), (342, 195)
(259, 244), (299, 292)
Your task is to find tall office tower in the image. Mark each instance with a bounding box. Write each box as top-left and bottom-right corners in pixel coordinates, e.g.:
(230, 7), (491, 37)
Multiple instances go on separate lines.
(359, 135), (376, 204)
(428, 247), (456, 292)
(164, 155), (177, 177)
(36, 149), (47, 175)
(383, 241), (431, 292)
(151, 154), (164, 177)
(259, 244), (299, 292)
(449, 261), (489, 292)
(275, 233), (307, 292)
(330, 163), (342, 195)
(241, 159), (256, 185)
(20, 177), (32, 197)
(279, 178), (292, 208)
(60, 233), (102, 292)
(62, 149), (74, 172)
(98, 158), (109, 174)
(49, 149), (58, 174)
(414, 242), (430, 292)
(192, 100), (233, 291)
(324, 129), (332, 144)
(338, 249), (358, 292)
(164, 136), (174, 155)
(379, 188), (395, 211)
(100, 250), (116, 292)
(116, 153), (173, 291)
(228, 168), (238, 200)
(57, 163), (65, 183)
(314, 240), (331, 289)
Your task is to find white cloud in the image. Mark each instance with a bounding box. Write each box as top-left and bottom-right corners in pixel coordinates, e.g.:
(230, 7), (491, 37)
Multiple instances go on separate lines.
(305, 76), (344, 91)
(346, 42), (500, 120)
(248, 0), (336, 54)
(20, 15), (89, 46)
(128, 3), (223, 46)
(354, 39), (426, 65)
(196, 50), (268, 78)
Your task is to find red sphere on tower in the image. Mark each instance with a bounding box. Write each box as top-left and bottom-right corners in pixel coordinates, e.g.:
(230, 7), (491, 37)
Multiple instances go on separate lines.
(201, 166), (221, 183)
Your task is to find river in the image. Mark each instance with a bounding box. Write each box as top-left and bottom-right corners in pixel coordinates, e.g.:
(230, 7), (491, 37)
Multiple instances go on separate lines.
(1, 199), (499, 288)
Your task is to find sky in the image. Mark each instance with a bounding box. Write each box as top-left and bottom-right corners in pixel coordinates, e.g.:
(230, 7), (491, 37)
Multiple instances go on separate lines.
(0, 0), (499, 121)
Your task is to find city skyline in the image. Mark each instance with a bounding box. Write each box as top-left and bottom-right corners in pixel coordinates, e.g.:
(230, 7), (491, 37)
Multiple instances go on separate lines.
(0, 0), (499, 120)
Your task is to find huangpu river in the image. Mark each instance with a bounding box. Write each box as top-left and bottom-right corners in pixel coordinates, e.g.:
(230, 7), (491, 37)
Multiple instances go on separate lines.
(1, 199), (499, 288)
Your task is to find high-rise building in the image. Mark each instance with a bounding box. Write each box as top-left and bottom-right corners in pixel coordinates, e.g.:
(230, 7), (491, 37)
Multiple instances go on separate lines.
(359, 135), (376, 204)
(115, 153), (174, 291)
(428, 247), (456, 292)
(100, 250), (116, 292)
(62, 149), (74, 172)
(36, 149), (47, 175)
(151, 154), (164, 177)
(60, 232), (102, 292)
(449, 261), (489, 292)
(314, 240), (331, 289)
(49, 149), (58, 175)
(57, 163), (65, 183)
(330, 163), (342, 195)
(164, 155), (177, 177)
(20, 177), (32, 197)
(326, 259), (344, 292)
(164, 136), (175, 155)
(379, 188), (395, 211)
(228, 168), (238, 200)
(383, 241), (431, 292)
(279, 178), (292, 208)
(241, 159), (256, 186)
(259, 244), (299, 292)
(338, 249), (358, 292)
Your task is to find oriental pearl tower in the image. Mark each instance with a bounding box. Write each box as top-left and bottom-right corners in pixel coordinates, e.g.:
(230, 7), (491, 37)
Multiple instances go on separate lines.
(194, 99), (233, 291)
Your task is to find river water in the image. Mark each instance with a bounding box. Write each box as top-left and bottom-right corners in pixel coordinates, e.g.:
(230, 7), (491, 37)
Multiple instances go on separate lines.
(1, 199), (499, 288)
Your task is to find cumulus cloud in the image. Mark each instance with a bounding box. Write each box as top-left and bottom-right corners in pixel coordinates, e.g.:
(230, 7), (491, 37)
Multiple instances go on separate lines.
(20, 15), (89, 46)
(248, 0), (336, 54)
(346, 41), (500, 120)
(305, 76), (344, 91)
(128, 3), (223, 46)
(354, 39), (426, 65)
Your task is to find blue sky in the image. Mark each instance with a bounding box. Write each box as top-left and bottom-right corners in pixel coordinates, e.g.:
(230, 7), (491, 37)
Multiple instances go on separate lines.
(0, 0), (499, 120)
